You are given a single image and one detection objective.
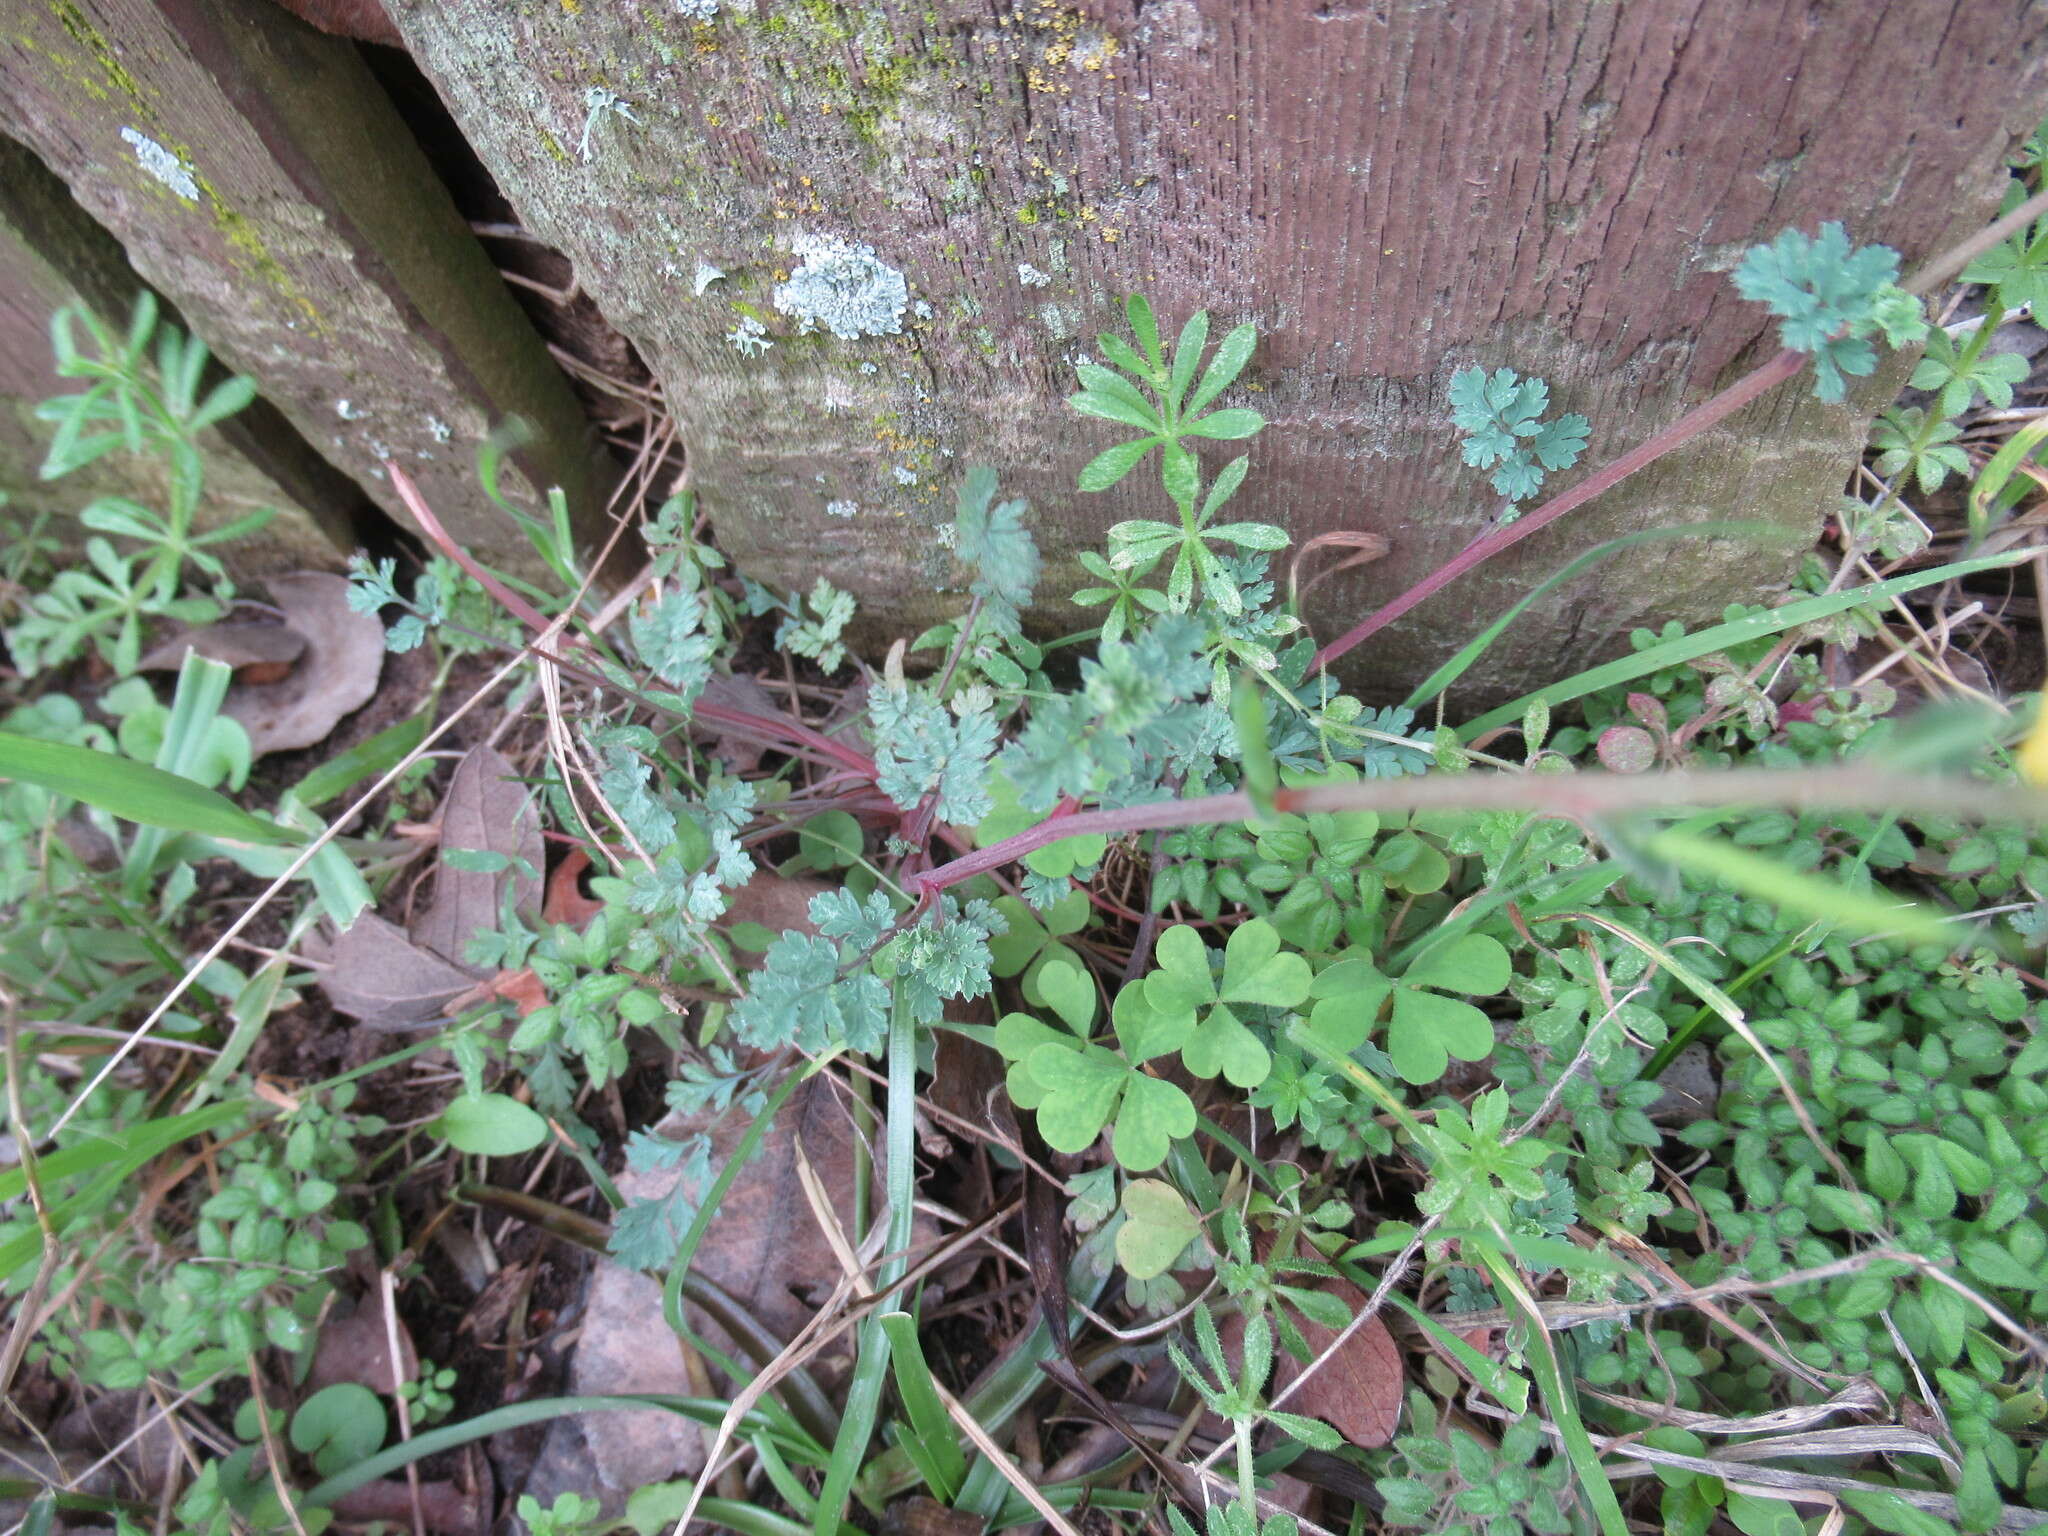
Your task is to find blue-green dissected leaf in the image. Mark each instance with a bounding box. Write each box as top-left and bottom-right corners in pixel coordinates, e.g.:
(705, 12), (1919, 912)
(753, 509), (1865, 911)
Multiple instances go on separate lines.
(1732, 223), (1919, 401)
(870, 685), (998, 823)
(628, 588), (715, 702)
(952, 467), (1041, 624)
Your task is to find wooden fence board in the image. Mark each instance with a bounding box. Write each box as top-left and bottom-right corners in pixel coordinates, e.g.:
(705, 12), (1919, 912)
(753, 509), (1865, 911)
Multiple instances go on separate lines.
(0, 130), (368, 575)
(384, 0), (2047, 696)
(0, 0), (616, 575)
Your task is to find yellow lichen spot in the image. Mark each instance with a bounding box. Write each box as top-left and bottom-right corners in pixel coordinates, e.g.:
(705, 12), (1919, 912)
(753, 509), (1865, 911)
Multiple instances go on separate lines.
(799, 175), (813, 187)
(559, 0), (580, 13)
(1076, 34), (1118, 70)
(1101, 228), (1120, 243)
(705, 112), (722, 126)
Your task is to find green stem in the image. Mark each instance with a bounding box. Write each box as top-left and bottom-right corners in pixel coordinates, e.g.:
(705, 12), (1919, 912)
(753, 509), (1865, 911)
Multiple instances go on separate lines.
(1470, 1238), (1628, 1536)
(302, 1394), (815, 1507)
(1233, 1417), (1259, 1515)
(814, 994), (919, 1535)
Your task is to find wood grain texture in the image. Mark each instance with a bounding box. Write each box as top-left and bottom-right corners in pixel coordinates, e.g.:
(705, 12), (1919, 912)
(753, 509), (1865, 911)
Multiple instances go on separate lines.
(391, 0), (2044, 697)
(0, 0), (615, 572)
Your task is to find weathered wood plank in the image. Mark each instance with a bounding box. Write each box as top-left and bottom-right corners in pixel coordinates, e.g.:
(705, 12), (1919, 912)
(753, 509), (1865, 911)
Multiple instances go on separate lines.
(0, 130), (368, 574)
(388, 0), (2048, 699)
(0, 0), (616, 575)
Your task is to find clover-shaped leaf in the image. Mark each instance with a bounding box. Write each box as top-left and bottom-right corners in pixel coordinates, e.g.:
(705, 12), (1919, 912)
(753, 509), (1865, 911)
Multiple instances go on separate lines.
(1137, 919), (1309, 1088)
(1034, 950), (1098, 1033)
(1116, 1178), (1202, 1280)
(1029, 1042), (1129, 1154)
(1303, 955), (1393, 1052)
(1300, 937), (1508, 1086)
(1388, 934), (1510, 1085)
(993, 1011), (1071, 1109)
(1002, 981), (1196, 1171)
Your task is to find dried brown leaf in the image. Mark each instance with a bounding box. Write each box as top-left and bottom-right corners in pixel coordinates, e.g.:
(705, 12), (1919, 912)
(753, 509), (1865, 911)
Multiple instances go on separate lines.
(309, 911), (477, 1030)
(412, 745), (542, 971)
(542, 848), (605, 929)
(307, 1289), (417, 1396)
(138, 621), (307, 680)
(216, 572), (384, 755)
(1266, 1277), (1403, 1450)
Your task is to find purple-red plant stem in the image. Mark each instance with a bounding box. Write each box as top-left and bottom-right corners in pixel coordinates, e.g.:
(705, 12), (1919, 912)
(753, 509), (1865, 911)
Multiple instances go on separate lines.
(384, 461), (881, 781)
(1308, 348), (1807, 674)
(909, 766), (2048, 899)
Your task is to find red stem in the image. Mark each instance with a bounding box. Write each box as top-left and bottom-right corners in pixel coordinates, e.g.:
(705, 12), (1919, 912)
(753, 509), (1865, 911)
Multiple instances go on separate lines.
(910, 765), (2042, 899)
(1309, 348), (1807, 674)
(383, 460), (879, 781)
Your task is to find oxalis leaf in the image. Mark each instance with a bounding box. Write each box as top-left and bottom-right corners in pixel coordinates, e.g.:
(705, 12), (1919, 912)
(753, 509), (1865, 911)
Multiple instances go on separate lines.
(1116, 1178), (1201, 1280)
(1135, 919), (1310, 1090)
(1000, 978), (1197, 1171)
(1304, 935), (1509, 1085)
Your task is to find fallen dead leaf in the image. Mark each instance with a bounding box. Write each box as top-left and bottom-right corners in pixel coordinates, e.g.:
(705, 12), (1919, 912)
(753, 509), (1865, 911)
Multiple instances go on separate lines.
(721, 869), (830, 939)
(412, 745), (543, 971)
(307, 1287), (418, 1396)
(692, 672), (785, 772)
(444, 966), (549, 1019)
(138, 620), (307, 685)
(542, 848), (605, 929)
(217, 572), (385, 756)
(308, 911), (477, 1030)
(1220, 1264), (1403, 1451)
(1275, 1276), (1403, 1449)
(552, 1074), (932, 1499)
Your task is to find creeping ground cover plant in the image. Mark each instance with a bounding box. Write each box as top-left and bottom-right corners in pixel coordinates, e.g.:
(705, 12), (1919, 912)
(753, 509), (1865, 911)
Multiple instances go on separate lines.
(13, 192), (2048, 1536)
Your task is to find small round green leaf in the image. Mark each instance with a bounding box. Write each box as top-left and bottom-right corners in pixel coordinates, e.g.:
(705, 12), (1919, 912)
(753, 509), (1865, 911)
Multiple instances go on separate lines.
(435, 1092), (548, 1157)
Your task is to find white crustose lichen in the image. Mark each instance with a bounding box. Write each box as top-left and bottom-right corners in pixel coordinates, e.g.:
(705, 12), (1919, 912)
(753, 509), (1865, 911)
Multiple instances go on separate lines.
(773, 234), (909, 341)
(121, 128), (198, 201)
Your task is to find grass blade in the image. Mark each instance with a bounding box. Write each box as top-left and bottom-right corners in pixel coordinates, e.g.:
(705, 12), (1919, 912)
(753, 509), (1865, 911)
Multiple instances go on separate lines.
(1458, 549), (2029, 740)
(0, 732), (300, 846)
(1404, 522), (1793, 712)
(880, 1312), (968, 1501)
